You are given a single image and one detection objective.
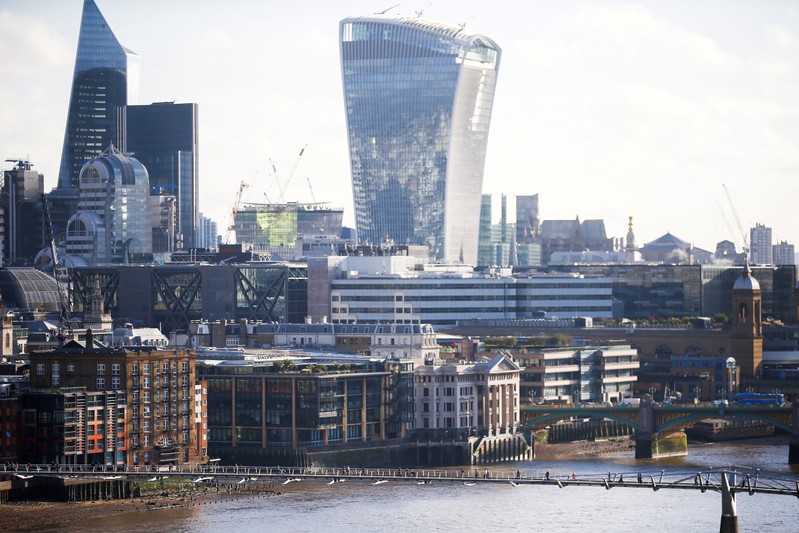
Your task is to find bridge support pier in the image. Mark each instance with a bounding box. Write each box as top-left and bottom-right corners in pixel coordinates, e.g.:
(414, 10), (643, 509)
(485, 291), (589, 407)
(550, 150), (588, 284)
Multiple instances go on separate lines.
(719, 473), (739, 533)
(634, 431), (687, 459)
(788, 439), (799, 465)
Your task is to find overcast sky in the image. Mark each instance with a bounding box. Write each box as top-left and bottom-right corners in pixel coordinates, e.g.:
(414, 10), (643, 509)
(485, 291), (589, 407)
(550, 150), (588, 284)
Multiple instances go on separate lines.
(1, 0), (797, 254)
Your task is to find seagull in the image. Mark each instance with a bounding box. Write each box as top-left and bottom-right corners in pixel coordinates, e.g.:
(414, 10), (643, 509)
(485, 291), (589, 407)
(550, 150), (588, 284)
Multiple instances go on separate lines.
(463, 481), (475, 487)
(509, 480), (519, 487)
(238, 478), (246, 484)
(103, 475), (123, 480)
(14, 474), (33, 479)
(193, 476), (214, 483)
(147, 476), (159, 482)
(373, 479), (388, 485)
(282, 478), (301, 485)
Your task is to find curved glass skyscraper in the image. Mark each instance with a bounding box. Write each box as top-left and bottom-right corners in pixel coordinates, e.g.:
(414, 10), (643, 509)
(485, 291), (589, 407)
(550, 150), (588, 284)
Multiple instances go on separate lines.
(58, 0), (140, 190)
(340, 15), (501, 264)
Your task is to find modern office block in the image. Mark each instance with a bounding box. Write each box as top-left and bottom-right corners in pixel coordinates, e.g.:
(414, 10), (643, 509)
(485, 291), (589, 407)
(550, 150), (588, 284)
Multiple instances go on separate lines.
(340, 15), (501, 264)
(750, 223), (773, 265)
(58, 0), (140, 190)
(121, 102), (199, 249)
(65, 146), (152, 264)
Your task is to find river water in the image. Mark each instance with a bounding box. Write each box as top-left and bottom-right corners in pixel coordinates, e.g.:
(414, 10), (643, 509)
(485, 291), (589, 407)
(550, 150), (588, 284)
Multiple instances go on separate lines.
(30, 437), (799, 533)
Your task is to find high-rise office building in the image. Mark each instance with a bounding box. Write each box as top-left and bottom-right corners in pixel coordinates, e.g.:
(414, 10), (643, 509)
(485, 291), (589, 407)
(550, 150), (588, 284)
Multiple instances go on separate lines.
(58, 0), (140, 190)
(516, 194), (540, 244)
(750, 223), (772, 265)
(1, 160), (45, 265)
(121, 102), (199, 249)
(339, 15), (501, 265)
(773, 241), (795, 266)
(65, 146), (151, 264)
(197, 213), (218, 251)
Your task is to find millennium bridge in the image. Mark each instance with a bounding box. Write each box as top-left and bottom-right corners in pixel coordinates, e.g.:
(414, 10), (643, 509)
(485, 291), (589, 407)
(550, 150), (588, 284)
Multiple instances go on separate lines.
(4, 462), (798, 533)
(520, 400), (799, 462)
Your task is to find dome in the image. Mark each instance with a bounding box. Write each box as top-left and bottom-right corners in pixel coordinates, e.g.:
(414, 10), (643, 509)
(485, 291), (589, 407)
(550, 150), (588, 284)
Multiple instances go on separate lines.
(79, 145), (148, 187)
(733, 264), (760, 291)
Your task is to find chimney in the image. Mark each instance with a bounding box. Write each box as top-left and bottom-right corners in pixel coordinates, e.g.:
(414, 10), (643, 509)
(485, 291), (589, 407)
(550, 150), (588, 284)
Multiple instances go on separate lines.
(85, 328), (93, 348)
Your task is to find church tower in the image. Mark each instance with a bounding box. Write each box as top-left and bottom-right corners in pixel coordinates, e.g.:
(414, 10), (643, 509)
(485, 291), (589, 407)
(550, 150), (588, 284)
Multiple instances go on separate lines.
(730, 262), (763, 379)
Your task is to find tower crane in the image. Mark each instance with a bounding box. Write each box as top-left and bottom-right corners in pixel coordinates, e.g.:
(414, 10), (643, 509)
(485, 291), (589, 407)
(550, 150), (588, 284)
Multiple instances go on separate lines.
(306, 177), (317, 204)
(224, 181), (249, 244)
(40, 193), (74, 341)
(275, 144), (308, 203)
(722, 183), (749, 260)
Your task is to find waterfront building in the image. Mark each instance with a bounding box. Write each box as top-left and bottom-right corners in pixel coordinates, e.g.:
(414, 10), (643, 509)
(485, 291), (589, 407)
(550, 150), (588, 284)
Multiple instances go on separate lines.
(340, 14), (501, 264)
(58, 0), (140, 190)
(412, 353), (520, 440)
(121, 102), (199, 249)
(639, 232), (713, 265)
(750, 223), (772, 265)
(1, 160), (45, 266)
(197, 352), (414, 460)
(64, 146), (152, 265)
(498, 345), (639, 405)
(28, 340), (203, 466)
(233, 202), (344, 259)
(19, 387), (127, 465)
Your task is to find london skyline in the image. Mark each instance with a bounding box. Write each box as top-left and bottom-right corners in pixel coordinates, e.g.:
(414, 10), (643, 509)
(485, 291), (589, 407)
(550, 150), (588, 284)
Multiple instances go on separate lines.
(1, 0), (797, 254)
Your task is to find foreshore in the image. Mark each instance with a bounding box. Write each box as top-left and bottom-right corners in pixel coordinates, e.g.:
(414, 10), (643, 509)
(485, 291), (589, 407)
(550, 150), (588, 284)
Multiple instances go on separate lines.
(0, 439), (634, 530)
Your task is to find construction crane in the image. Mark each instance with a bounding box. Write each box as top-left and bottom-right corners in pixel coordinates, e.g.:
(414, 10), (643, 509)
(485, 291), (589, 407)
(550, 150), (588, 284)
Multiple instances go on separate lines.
(40, 193), (74, 341)
(274, 144), (308, 203)
(224, 181), (249, 244)
(306, 177), (316, 204)
(722, 183), (749, 259)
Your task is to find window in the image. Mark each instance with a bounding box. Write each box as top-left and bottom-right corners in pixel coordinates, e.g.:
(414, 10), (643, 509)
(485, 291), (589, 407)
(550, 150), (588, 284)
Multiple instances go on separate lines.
(143, 363), (151, 375)
(112, 377), (120, 390)
(182, 362), (189, 373)
(112, 364), (120, 376)
(96, 377), (105, 390)
(36, 364), (44, 376)
(132, 364), (139, 376)
(66, 363), (76, 372)
(143, 377), (150, 388)
(97, 364), (105, 375)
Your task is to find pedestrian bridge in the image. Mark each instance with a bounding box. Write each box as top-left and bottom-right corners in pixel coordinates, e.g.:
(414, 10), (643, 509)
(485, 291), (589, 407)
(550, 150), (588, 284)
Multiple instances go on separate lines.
(520, 402), (799, 462)
(6, 463), (794, 532)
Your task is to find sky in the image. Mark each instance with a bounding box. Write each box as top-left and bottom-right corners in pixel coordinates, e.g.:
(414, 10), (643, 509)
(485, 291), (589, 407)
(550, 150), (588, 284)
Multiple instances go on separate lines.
(1, 0), (797, 254)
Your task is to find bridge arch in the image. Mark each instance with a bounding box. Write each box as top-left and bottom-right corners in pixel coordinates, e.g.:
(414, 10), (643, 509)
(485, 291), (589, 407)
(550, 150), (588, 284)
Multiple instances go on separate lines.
(519, 409), (642, 433)
(656, 410), (793, 434)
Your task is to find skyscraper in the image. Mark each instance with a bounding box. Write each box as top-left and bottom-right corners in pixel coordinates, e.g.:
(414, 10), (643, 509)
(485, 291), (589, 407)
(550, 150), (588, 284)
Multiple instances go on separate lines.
(58, 0), (140, 190)
(65, 146), (151, 264)
(750, 223), (772, 265)
(339, 15), (501, 265)
(121, 102), (199, 249)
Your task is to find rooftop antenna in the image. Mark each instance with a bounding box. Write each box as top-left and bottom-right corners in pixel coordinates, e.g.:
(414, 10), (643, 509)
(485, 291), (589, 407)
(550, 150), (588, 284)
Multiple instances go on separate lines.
(376, 4), (399, 15)
(458, 15), (475, 31)
(415, 3), (431, 17)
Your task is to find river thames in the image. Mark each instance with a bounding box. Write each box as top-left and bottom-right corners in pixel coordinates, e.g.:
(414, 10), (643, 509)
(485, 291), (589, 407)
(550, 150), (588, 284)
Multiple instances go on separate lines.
(28, 437), (799, 533)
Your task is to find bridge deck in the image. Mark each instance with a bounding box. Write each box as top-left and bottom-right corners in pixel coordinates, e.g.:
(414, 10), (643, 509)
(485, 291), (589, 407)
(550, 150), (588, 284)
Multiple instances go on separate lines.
(5, 464), (799, 498)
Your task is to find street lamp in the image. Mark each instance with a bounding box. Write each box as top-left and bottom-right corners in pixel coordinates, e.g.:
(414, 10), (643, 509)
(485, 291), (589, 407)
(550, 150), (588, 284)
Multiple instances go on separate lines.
(725, 357), (737, 402)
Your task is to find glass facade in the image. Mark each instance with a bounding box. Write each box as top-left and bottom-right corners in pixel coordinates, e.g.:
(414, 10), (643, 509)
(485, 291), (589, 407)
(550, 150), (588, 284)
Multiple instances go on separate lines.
(340, 15), (501, 264)
(66, 148), (152, 264)
(58, 0), (140, 190)
(234, 204), (344, 254)
(122, 103), (199, 249)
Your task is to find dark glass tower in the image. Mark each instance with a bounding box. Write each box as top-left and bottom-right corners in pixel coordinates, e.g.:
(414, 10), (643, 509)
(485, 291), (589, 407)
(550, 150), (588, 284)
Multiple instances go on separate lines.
(122, 102), (199, 249)
(340, 15), (501, 264)
(58, 0), (140, 190)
